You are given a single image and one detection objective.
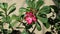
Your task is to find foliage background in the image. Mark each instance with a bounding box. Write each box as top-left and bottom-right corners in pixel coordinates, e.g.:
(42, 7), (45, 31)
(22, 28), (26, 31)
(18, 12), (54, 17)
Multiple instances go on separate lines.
(0, 0), (55, 34)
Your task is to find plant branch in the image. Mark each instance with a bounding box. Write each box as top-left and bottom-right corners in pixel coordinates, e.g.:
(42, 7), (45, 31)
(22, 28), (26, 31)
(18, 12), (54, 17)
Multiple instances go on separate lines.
(18, 20), (24, 27)
(16, 27), (25, 29)
(31, 24), (36, 33)
(5, 10), (8, 23)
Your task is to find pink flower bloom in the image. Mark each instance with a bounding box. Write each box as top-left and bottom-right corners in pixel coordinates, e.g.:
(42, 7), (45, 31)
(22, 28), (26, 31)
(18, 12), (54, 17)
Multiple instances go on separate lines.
(25, 17), (32, 24)
(25, 12), (37, 25)
(32, 16), (36, 22)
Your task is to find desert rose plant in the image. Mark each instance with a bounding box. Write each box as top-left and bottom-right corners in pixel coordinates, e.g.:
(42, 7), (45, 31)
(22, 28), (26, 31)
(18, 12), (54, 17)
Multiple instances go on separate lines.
(0, 0), (60, 34)
(17, 0), (51, 34)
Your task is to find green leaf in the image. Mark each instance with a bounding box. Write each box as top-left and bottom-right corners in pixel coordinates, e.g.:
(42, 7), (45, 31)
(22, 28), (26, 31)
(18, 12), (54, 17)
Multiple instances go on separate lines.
(36, 15), (50, 29)
(3, 3), (8, 10)
(26, 0), (36, 8)
(6, 16), (11, 23)
(0, 11), (4, 16)
(43, 23), (50, 29)
(0, 3), (8, 11)
(21, 30), (29, 34)
(18, 14), (25, 21)
(11, 14), (17, 20)
(10, 21), (18, 27)
(0, 3), (4, 10)
(19, 7), (27, 12)
(2, 16), (11, 23)
(19, 8), (30, 15)
(38, 14), (47, 18)
(0, 13), (3, 16)
(1, 16), (6, 22)
(8, 3), (16, 10)
(31, 0), (36, 8)
(36, 0), (44, 10)
(36, 22), (41, 31)
(37, 16), (48, 23)
(0, 11), (3, 13)
(16, 16), (21, 21)
(26, 7), (31, 11)
(26, 0), (30, 4)
(19, 7), (27, 16)
(39, 6), (51, 14)
(8, 5), (16, 15)
(26, 0), (32, 7)
(20, 14), (25, 18)
(50, 5), (59, 13)
(11, 14), (22, 21)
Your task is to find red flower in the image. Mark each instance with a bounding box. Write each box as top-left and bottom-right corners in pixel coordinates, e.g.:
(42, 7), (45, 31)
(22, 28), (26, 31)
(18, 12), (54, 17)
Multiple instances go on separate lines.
(25, 12), (37, 25)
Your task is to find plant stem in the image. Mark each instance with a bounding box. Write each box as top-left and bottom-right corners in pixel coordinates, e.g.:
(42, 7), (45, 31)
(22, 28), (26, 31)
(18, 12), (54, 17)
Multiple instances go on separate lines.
(18, 20), (24, 26)
(1, 23), (3, 34)
(5, 10), (7, 22)
(31, 25), (36, 33)
(18, 22), (22, 27)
